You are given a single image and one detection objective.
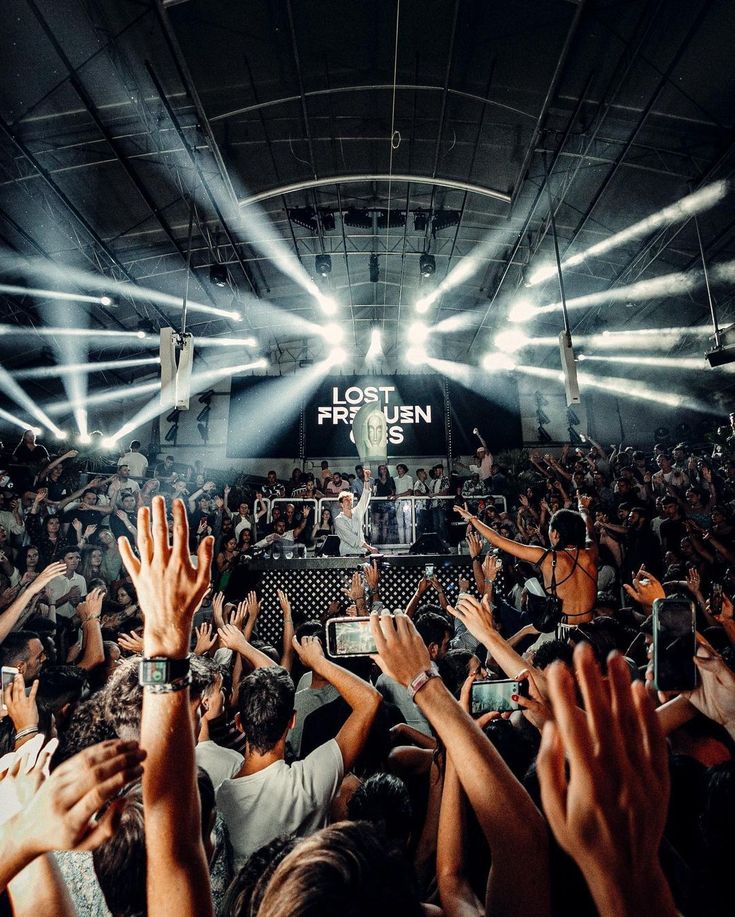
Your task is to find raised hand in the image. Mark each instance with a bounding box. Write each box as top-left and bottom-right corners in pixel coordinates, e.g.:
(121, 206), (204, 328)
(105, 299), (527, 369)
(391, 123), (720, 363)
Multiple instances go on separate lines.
(449, 593), (496, 644)
(519, 494), (530, 508)
(246, 590), (262, 626)
(537, 645), (674, 917)
(83, 524), (98, 539)
(193, 621), (217, 656)
(1, 739), (145, 856)
(230, 600), (249, 630)
(623, 566), (666, 610)
(364, 559), (379, 591)
(118, 631), (144, 655)
(77, 587), (105, 622)
(482, 553), (500, 583)
(466, 530), (482, 558)
(34, 487), (48, 503)
(345, 571), (364, 602)
(291, 634), (325, 669)
(682, 641), (735, 737)
(118, 496), (214, 658)
(217, 622), (249, 656)
(276, 589), (292, 619)
(686, 566), (702, 596)
(27, 561), (67, 596)
(370, 613), (431, 688)
(3, 674), (39, 733)
(453, 502), (473, 522)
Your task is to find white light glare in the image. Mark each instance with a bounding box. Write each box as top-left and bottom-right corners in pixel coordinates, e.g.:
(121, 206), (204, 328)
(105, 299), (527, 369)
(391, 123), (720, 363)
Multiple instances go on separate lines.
(526, 180), (730, 286)
(55, 430), (68, 440)
(13, 356), (161, 380)
(190, 336), (257, 348)
(326, 347), (346, 366)
(321, 323), (345, 343)
(366, 328), (382, 360)
(494, 328), (530, 353)
(415, 297), (432, 315)
(406, 346), (427, 365)
(482, 352), (517, 372)
(508, 298), (539, 323)
(408, 321), (430, 344)
(100, 296), (112, 306)
(316, 293), (337, 315)
(101, 437), (119, 450)
(78, 433), (92, 444)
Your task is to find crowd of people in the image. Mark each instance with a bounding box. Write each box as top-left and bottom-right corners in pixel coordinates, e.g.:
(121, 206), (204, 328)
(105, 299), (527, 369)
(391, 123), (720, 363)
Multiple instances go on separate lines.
(0, 421), (734, 916)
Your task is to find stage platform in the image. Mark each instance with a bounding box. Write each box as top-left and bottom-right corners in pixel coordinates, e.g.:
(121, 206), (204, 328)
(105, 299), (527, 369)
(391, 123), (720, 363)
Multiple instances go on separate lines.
(223, 553), (475, 645)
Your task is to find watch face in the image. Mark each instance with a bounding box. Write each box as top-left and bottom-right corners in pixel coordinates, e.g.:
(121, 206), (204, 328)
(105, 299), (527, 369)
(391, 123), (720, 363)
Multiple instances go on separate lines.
(141, 660), (168, 684)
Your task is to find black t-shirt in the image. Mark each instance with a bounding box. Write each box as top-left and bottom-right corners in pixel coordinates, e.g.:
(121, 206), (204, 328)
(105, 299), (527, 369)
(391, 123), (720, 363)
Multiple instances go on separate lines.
(374, 476), (396, 498)
(110, 509), (137, 541)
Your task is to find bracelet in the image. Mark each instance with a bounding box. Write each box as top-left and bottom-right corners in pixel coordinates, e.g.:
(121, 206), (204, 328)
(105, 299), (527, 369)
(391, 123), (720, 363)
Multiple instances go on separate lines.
(83, 614), (101, 622)
(143, 673), (192, 694)
(14, 725), (39, 742)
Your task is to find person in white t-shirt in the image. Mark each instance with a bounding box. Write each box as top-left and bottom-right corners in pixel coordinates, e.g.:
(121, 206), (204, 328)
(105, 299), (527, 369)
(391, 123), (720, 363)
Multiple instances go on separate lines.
(108, 466), (141, 506)
(215, 635), (381, 871)
(196, 673), (244, 788)
(117, 441), (149, 479)
(393, 464), (414, 544)
(45, 547), (87, 620)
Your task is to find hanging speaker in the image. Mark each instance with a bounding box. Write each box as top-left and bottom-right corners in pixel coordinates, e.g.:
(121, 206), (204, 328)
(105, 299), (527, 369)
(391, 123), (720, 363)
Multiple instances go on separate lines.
(159, 329), (194, 411)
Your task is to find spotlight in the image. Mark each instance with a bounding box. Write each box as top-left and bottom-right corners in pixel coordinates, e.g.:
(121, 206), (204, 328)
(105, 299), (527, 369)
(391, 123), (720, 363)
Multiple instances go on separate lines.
(99, 295), (116, 307)
(55, 430), (68, 440)
(78, 433), (92, 445)
(31, 427), (43, 436)
(406, 346), (427, 366)
(415, 297), (431, 314)
(419, 253), (436, 278)
(413, 209), (428, 232)
(209, 263), (229, 287)
(366, 327), (382, 360)
(101, 437), (118, 449)
(136, 330), (147, 339)
(706, 328), (735, 367)
(508, 298), (538, 323)
(316, 294), (337, 315)
(482, 352), (517, 372)
(494, 328), (530, 354)
(369, 254), (380, 284)
(327, 346), (346, 366)
(408, 321), (429, 344)
(315, 253), (332, 277)
(321, 322), (344, 343)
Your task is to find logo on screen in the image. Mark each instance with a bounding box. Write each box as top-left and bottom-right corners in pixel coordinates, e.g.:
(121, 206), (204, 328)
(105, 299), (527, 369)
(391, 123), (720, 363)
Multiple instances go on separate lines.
(317, 385), (432, 445)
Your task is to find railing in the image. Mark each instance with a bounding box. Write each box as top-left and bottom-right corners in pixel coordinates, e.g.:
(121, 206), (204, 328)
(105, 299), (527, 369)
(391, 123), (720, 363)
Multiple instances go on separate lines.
(266, 493), (507, 550)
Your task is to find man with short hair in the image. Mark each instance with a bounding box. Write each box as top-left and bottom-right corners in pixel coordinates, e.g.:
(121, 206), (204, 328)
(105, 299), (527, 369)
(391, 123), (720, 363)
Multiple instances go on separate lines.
(334, 469), (373, 555)
(45, 549), (87, 621)
(429, 464), (450, 539)
(118, 440), (148, 479)
(108, 464), (141, 505)
(0, 630), (46, 682)
(216, 636), (381, 870)
(325, 471), (349, 497)
(110, 492), (139, 541)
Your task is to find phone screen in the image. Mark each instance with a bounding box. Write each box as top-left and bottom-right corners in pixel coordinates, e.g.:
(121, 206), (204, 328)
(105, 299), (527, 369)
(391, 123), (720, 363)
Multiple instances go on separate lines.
(711, 583), (723, 617)
(1, 666), (19, 710)
(326, 617), (378, 657)
(470, 679), (523, 715)
(653, 599), (696, 691)
(425, 564), (434, 578)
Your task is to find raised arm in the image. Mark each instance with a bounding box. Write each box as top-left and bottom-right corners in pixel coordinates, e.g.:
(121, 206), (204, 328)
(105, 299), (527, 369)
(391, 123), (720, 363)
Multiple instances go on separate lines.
(292, 636), (381, 773)
(372, 615), (550, 917)
(454, 504), (545, 565)
(118, 496), (214, 917)
(0, 562), (66, 644)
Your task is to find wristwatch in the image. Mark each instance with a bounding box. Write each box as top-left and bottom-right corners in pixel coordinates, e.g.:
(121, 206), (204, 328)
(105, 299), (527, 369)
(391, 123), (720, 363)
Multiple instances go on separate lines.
(139, 656), (192, 693)
(407, 662), (440, 702)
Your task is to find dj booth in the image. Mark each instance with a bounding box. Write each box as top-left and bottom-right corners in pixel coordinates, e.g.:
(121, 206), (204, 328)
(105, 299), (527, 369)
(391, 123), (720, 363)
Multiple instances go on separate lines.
(225, 554), (476, 646)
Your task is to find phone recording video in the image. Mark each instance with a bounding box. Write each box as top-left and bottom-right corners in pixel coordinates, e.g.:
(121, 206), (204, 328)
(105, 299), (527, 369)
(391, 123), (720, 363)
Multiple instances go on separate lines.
(424, 563), (434, 578)
(1, 665), (19, 711)
(470, 678), (527, 715)
(326, 617), (378, 658)
(653, 598), (696, 692)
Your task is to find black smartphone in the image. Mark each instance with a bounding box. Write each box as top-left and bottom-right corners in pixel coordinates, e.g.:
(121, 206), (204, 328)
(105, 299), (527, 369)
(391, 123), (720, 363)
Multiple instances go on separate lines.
(711, 583), (723, 617)
(653, 598), (696, 692)
(470, 678), (527, 715)
(325, 616), (378, 657)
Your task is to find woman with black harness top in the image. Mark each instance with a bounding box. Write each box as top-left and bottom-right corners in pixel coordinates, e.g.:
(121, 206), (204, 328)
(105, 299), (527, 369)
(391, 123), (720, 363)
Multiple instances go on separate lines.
(454, 499), (598, 625)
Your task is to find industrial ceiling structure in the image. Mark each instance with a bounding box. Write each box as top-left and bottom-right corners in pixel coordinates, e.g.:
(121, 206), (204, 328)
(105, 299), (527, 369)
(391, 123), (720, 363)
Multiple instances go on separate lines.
(1, 0), (734, 426)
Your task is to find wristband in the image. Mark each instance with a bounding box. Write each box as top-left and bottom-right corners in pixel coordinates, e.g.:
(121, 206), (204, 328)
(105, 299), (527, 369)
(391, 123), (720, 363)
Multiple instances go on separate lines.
(407, 663), (440, 702)
(14, 725), (40, 742)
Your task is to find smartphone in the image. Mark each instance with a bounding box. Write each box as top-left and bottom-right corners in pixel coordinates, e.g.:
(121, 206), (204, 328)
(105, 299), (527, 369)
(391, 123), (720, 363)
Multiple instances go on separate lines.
(652, 598), (696, 692)
(495, 555), (503, 570)
(325, 616), (378, 657)
(470, 678), (527, 715)
(425, 563), (434, 578)
(711, 583), (723, 617)
(1, 666), (19, 711)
